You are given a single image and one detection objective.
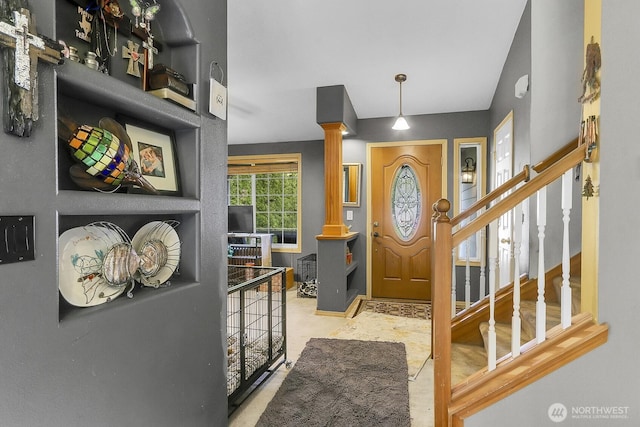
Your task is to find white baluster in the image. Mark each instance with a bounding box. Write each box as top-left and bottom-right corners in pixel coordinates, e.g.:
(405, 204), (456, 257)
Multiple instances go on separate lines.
(465, 238), (471, 309)
(512, 203), (523, 357)
(452, 248), (457, 318)
(536, 187), (547, 343)
(488, 220), (498, 370)
(561, 170), (573, 328)
(479, 225), (486, 300)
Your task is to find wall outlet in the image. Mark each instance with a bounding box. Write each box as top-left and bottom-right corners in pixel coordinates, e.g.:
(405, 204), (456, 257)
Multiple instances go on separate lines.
(346, 210), (353, 221)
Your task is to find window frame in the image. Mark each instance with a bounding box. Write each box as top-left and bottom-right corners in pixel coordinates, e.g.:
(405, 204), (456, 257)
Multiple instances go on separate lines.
(228, 153), (302, 253)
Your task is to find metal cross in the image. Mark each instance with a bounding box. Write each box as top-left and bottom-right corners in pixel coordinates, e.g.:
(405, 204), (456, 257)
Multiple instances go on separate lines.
(122, 40), (142, 77)
(141, 31), (158, 91)
(0, 6), (62, 136)
(0, 9), (45, 90)
(142, 32), (158, 70)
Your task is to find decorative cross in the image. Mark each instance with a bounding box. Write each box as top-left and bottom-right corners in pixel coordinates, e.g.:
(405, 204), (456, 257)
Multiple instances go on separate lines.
(0, 6), (62, 136)
(141, 31), (158, 90)
(122, 39), (142, 77)
(142, 32), (158, 69)
(0, 10), (45, 91)
(131, 14), (163, 92)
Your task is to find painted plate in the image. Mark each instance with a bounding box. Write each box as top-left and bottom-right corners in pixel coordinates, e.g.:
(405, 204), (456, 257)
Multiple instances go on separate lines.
(59, 226), (128, 307)
(131, 221), (180, 287)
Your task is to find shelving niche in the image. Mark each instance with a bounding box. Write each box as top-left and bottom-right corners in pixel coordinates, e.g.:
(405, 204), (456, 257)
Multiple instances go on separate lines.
(316, 232), (360, 313)
(55, 2), (202, 323)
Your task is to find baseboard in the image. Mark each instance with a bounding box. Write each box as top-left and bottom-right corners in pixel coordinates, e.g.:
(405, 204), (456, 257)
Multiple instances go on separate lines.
(315, 295), (364, 318)
(315, 309), (349, 317)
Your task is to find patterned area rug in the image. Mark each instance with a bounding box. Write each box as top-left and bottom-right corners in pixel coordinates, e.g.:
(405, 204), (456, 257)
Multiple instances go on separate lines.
(357, 300), (432, 320)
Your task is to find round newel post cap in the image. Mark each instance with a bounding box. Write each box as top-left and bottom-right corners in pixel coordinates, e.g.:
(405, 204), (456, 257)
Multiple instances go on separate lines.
(432, 199), (451, 222)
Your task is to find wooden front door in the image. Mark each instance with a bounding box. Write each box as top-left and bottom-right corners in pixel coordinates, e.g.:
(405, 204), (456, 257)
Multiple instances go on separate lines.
(371, 144), (443, 300)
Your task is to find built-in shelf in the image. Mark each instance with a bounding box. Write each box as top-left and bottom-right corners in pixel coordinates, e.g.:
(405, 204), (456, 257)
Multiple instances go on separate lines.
(58, 278), (200, 324)
(345, 260), (358, 276)
(316, 232), (361, 313)
(56, 61), (201, 131)
(54, 12), (202, 322)
(56, 191), (201, 214)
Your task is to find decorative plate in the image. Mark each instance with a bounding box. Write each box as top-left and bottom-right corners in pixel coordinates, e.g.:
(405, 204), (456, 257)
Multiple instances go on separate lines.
(131, 221), (180, 288)
(59, 225), (128, 307)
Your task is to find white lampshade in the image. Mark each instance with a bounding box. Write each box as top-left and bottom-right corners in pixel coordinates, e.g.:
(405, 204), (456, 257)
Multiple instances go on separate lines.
(392, 115), (410, 130)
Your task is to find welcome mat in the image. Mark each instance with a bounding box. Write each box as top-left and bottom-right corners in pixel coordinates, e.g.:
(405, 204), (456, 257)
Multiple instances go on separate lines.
(257, 338), (411, 427)
(357, 300), (432, 320)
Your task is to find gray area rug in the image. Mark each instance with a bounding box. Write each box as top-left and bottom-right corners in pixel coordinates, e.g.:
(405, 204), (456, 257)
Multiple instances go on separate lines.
(257, 338), (411, 427)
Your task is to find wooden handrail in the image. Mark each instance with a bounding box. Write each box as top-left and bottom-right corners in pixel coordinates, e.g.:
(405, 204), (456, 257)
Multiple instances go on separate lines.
(531, 137), (581, 173)
(453, 144), (585, 247)
(451, 165), (530, 227)
(452, 137), (580, 228)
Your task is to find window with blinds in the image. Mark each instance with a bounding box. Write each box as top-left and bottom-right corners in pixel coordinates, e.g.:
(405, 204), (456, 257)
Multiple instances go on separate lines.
(228, 154), (302, 253)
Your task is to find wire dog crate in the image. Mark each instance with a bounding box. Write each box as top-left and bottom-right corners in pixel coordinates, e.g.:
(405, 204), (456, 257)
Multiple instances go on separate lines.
(227, 265), (287, 414)
(296, 253), (317, 298)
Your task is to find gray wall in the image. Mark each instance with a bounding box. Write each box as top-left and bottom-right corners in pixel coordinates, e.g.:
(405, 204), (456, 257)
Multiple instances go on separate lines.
(0, 1), (228, 425)
(489, 1), (532, 275)
(528, 0), (584, 277)
(468, 1), (640, 426)
(228, 140), (325, 269)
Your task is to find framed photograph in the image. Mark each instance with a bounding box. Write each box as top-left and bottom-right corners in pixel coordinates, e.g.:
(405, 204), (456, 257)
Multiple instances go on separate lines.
(119, 117), (181, 196)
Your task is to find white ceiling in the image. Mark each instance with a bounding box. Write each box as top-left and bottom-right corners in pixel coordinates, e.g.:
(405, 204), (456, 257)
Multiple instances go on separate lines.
(227, 0), (528, 145)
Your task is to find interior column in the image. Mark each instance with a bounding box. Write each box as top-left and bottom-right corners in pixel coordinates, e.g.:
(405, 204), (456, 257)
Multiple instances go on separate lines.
(320, 122), (348, 236)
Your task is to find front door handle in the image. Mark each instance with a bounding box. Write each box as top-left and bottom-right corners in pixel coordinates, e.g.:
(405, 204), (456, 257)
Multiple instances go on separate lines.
(373, 231), (380, 238)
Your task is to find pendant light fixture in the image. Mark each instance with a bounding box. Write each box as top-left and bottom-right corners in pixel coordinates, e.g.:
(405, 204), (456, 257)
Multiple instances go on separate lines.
(392, 73), (410, 130)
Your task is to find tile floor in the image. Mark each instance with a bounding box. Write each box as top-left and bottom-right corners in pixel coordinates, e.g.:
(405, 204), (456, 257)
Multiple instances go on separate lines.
(228, 288), (435, 427)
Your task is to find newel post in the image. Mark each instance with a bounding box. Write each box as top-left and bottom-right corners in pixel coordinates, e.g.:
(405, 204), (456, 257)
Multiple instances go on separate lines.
(432, 199), (453, 427)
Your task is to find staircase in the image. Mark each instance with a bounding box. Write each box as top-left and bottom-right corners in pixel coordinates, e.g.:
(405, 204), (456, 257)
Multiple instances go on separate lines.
(451, 268), (582, 385)
(430, 139), (609, 426)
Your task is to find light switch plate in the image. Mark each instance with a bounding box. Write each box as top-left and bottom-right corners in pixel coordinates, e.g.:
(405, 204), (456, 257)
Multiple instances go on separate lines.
(0, 215), (35, 265)
(346, 210), (353, 221)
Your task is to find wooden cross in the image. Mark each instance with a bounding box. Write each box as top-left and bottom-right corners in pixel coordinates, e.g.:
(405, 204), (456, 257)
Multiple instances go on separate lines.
(122, 40), (142, 77)
(0, 5), (62, 136)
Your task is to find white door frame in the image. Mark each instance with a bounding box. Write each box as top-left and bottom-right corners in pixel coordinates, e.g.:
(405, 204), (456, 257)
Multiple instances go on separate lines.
(493, 111), (514, 288)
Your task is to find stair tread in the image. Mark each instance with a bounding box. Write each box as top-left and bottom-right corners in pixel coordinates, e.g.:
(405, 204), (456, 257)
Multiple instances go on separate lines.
(478, 321), (525, 360)
(552, 275), (582, 315)
(450, 315), (608, 420)
(451, 343), (487, 385)
(520, 300), (562, 339)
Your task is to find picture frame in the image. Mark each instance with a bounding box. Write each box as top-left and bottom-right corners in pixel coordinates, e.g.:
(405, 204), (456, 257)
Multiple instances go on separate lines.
(118, 116), (181, 196)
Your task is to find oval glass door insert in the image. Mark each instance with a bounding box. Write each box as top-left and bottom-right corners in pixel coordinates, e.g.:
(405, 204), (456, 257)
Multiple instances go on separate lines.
(392, 164), (421, 241)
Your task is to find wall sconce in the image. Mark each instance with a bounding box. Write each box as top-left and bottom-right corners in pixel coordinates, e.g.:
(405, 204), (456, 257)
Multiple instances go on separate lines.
(461, 157), (476, 184)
